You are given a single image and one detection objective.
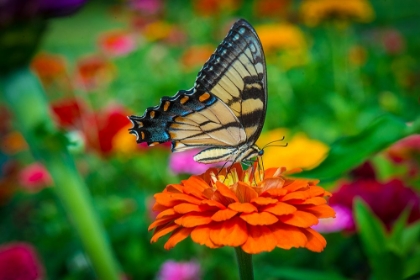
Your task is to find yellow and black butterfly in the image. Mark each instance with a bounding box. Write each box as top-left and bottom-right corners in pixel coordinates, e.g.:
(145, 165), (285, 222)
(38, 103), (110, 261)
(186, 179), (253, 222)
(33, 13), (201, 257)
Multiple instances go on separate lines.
(129, 19), (267, 164)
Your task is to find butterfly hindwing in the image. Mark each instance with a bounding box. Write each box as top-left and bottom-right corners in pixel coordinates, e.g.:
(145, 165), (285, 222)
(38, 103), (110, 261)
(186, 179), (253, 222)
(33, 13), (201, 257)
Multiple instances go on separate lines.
(129, 19), (267, 163)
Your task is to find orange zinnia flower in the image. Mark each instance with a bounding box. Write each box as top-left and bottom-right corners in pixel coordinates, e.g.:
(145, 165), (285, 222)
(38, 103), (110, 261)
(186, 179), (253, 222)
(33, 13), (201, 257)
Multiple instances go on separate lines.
(149, 163), (335, 254)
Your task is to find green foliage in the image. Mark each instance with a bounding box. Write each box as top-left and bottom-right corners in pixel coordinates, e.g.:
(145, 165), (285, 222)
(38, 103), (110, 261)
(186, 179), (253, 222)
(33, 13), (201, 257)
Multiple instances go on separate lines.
(1, 0), (420, 279)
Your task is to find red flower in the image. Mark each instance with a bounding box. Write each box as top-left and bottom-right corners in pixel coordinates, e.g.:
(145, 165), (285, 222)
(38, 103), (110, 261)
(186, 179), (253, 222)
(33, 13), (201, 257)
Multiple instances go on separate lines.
(50, 98), (86, 128)
(387, 134), (420, 176)
(75, 55), (115, 91)
(0, 242), (44, 280)
(98, 30), (136, 57)
(330, 178), (420, 231)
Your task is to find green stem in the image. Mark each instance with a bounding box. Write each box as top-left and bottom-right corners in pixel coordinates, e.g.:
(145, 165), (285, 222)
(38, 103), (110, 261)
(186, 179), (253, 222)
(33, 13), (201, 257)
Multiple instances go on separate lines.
(0, 67), (120, 280)
(234, 247), (254, 280)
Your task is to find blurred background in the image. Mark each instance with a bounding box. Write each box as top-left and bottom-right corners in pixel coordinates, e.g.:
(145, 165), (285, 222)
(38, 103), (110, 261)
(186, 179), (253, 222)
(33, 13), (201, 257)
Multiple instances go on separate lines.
(0, 0), (419, 279)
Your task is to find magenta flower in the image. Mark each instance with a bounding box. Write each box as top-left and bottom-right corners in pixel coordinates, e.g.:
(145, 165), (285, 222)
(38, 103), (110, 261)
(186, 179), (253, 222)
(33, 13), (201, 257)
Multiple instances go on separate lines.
(169, 149), (219, 175)
(157, 260), (201, 280)
(330, 178), (420, 231)
(0, 243), (44, 280)
(387, 134), (420, 176)
(98, 30), (137, 57)
(312, 205), (353, 233)
(19, 163), (52, 192)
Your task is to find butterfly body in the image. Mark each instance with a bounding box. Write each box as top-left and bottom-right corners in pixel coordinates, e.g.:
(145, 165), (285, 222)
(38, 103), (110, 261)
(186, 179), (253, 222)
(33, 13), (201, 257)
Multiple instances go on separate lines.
(129, 19), (267, 164)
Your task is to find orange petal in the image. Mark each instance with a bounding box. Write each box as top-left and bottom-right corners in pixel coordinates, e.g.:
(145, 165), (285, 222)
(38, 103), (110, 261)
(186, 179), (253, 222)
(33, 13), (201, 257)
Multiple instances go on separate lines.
(301, 197), (327, 205)
(214, 181), (238, 204)
(164, 227), (193, 250)
(191, 226), (221, 248)
(151, 223), (179, 243)
(283, 179), (309, 192)
(154, 192), (202, 207)
(240, 212), (278, 226)
(299, 204), (336, 218)
(166, 184), (183, 193)
(173, 203), (201, 214)
(241, 225), (276, 254)
(175, 213), (212, 227)
(281, 191), (309, 201)
(251, 197), (278, 206)
(279, 210), (318, 227)
(156, 208), (177, 219)
(308, 185), (328, 197)
(201, 199), (226, 209)
(209, 217), (248, 247)
(263, 188), (287, 197)
(236, 182), (258, 203)
(260, 177), (285, 192)
(183, 176), (212, 194)
(229, 202), (257, 213)
(269, 224), (307, 249)
(303, 228), (327, 252)
(212, 208), (237, 222)
(149, 215), (178, 230)
(263, 202), (297, 216)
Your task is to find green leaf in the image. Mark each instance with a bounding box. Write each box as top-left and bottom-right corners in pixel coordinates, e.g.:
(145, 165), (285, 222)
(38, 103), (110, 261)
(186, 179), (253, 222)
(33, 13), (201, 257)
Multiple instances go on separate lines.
(401, 221), (420, 256)
(259, 267), (348, 280)
(298, 114), (420, 181)
(354, 199), (387, 256)
(389, 206), (412, 255)
(354, 199), (404, 280)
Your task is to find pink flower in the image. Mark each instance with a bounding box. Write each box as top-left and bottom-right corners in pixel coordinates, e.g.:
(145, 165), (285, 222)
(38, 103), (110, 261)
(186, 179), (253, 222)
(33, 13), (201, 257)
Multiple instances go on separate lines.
(312, 205), (353, 233)
(387, 134), (420, 176)
(0, 242), (45, 280)
(169, 149), (219, 175)
(381, 28), (405, 55)
(19, 163), (52, 192)
(98, 30), (136, 57)
(129, 0), (163, 16)
(330, 178), (420, 231)
(157, 260), (201, 280)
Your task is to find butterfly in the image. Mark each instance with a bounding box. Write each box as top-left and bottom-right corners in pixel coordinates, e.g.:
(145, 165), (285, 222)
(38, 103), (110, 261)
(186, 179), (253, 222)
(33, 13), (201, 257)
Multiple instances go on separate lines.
(129, 19), (267, 164)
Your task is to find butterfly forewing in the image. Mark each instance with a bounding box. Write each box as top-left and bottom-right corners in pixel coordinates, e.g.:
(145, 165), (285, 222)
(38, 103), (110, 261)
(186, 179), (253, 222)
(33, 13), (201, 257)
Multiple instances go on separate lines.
(129, 19), (267, 163)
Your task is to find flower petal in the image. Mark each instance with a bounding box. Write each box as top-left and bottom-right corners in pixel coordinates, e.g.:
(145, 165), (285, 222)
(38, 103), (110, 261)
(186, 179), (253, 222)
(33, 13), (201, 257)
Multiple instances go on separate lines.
(191, 226), (221, 248)
(201, 199), (226, 209)
(260, 177), (285, 192)
(154, 192), (202, 207)
(156, 208), (177, 219)
(173, 203), (201, 214)
(251, 197), (278, 206)
(164, 227), (193, 250)
(210, 217), (248, 247)
(229, 202), (257, 213)
(303, 228), (327, 252)
(151, 223), (180, 243)
(299, 204), (336, 218)
(236, 182), (258, 202)
(301, 197), (328, 205)
(263, 202), (297, 216)
(149, 216), (178, 231)
(284, 179), (309, 192)
(175, 213), (212, 227)
(240, 212), (278, 225)
(214, 181), (238, 203)
(269, 224), (307, 249)
(281, 191), (309, 201)
(241, 226), (277, 254)
(212, 208), (237, 222)
(279, 210), (318, 227)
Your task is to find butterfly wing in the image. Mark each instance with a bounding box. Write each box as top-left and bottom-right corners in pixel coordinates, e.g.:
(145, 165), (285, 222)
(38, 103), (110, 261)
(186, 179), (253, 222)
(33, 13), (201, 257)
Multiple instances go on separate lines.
(129, 19), (267, 163)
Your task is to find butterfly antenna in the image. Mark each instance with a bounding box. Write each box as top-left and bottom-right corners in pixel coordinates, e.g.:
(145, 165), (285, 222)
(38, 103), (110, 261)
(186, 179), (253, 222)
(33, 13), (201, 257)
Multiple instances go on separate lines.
(261, 136), (287, 150)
